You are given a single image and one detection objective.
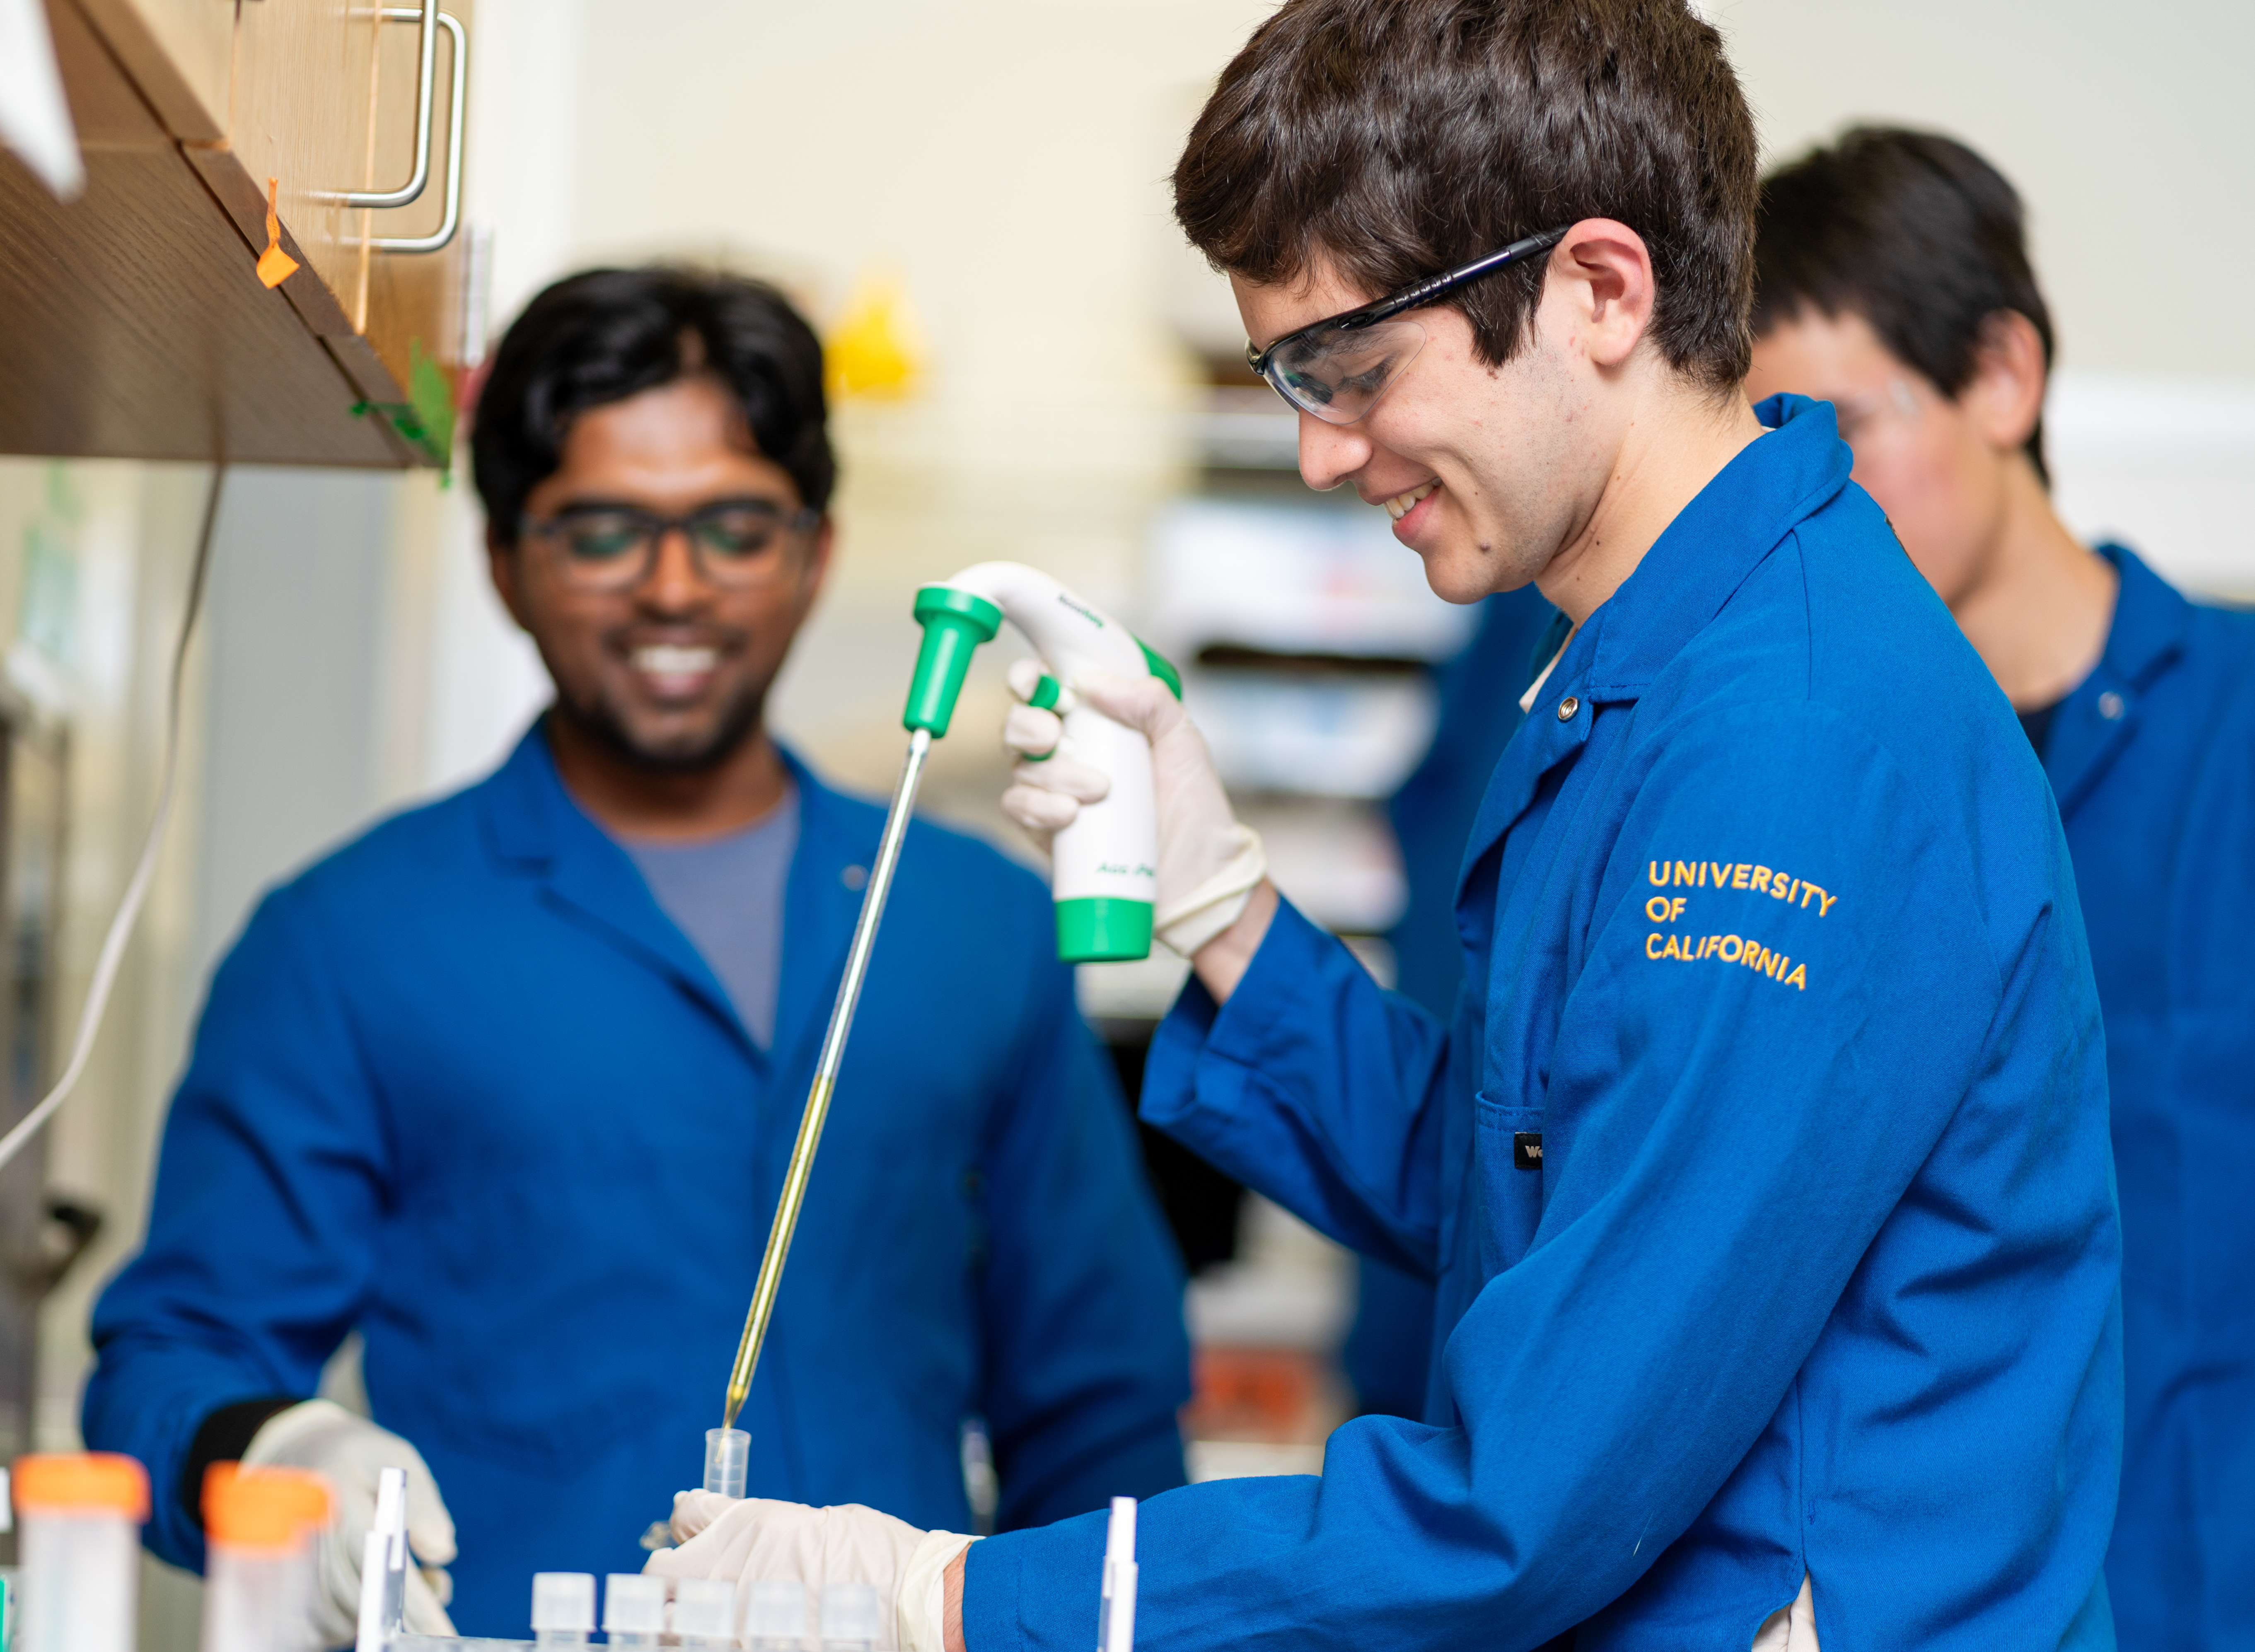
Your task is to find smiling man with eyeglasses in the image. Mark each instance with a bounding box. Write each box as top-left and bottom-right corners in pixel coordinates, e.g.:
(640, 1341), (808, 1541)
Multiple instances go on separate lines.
(82, 266), (1191, 1640)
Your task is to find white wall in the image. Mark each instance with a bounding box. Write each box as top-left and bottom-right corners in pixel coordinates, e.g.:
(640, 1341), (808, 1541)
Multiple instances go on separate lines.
(1718, 0), (2255, 383)
(1715, 0), (2255, 598)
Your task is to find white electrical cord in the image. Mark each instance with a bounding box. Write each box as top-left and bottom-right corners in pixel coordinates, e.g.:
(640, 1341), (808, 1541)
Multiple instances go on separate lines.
(0, 465), (224, 1175)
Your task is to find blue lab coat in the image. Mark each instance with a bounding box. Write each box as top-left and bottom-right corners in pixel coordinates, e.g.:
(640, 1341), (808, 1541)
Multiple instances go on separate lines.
(1347, 588), (1556, 1418)
(964, 397), (2121, 1649)
(85, 729), (1190, 1636)
(2062, 547), (2255, 1647)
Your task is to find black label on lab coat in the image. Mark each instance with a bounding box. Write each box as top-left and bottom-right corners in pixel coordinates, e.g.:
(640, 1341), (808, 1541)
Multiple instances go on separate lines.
(1513, 1132), (1543, 1169)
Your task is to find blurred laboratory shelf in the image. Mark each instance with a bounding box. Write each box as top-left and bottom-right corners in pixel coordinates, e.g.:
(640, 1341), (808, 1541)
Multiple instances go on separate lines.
(0, 0), (480, 466)
(1146, 495), (1479, 663)
(1186, 1195), (1355, 1353)
(1185, 1437), (1326, 1483)
(1236, 795), (1407, 938)
(1184, 385), (1300, 472)
(1179, 1200), (1355, 1480)
(1186, 657), (1438, 800)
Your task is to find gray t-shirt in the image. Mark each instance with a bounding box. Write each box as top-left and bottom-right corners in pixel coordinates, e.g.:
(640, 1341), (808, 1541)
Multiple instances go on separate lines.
(619, 787), (799, 1049)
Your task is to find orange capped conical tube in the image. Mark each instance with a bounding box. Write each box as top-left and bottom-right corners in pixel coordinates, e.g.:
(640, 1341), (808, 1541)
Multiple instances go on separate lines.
(12, 1451), (150, 1652)
(200, 1464), (332, 1652)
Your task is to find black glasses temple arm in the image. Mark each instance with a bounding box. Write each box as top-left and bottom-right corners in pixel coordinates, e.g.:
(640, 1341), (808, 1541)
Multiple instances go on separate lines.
(1362, 227), (1572, 324)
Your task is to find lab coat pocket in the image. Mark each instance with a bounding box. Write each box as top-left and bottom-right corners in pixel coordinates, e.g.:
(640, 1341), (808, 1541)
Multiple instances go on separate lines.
(1474, 1092), (1547, 1279)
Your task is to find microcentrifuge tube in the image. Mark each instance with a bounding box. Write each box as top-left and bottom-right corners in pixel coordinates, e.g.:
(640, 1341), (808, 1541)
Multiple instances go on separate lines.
(604, 1572), (668, 1647)
(531, 1571), (596, 1646)
(705, 1427), (752, 1498)
(674, 1576), (740, 1647)
(821, 1581), (882, 1652)
(747, 1578), (809, 1652)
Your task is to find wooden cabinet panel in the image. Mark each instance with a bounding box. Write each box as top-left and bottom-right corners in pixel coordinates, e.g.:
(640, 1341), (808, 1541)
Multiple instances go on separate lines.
(0, 145), (406, 465)
(192, 0), (382, 341)
(0, 0), (406, 466)
(71, 0), (232, 142)
(0, 0), (472, 466)
(188, 0), (474, 458)
(46, 0), (169, 150)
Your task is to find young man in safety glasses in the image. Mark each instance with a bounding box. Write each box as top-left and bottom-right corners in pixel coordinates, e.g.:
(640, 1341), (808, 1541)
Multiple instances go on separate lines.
(1748, 127), (2255, 1652)
(646, 4), (2122, 1647)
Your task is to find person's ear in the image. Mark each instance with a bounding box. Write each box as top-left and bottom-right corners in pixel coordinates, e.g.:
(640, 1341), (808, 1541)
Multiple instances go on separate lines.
(1961, 310), (2047, 454)
(802, 516), (839, 604)
(793, 516), (837, 618)
(1549, 218), (1657, 372)
(486, 525), (533, 632)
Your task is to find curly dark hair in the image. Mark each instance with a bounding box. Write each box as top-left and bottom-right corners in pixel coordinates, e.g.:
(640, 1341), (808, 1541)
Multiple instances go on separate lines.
(472, 267), (834, 541)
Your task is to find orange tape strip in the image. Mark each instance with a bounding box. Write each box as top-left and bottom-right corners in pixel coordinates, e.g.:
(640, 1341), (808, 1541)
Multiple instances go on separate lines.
(256, 176), (300, 289)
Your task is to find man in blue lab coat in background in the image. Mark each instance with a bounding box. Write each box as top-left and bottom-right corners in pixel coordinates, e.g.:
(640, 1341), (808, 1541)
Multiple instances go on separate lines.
(1748, 126), (2255, 1650)
(85, 268), (1190, 1642)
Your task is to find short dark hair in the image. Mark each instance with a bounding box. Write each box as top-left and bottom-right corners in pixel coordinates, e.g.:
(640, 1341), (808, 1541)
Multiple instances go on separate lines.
(1172, 0), (1759, 391)
(471, 267), (835, 542)
(1753, 127), (2055, 484)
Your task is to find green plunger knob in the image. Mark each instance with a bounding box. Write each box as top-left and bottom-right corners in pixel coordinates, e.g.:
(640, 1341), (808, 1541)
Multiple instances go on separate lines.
(904, 585), (1004, 736)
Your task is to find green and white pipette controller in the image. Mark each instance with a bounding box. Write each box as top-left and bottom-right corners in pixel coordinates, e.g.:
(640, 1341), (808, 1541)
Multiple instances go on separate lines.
(711, 561), (1176, 1454)
(906, 560), (1179, 963)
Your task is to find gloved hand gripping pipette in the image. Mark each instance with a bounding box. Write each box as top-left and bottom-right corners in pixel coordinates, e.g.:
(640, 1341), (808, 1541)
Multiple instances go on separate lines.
(704, 562), (1207, 1491)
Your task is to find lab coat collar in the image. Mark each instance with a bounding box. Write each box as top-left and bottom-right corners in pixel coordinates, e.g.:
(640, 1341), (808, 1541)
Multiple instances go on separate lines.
(1578, 394), (1853, 703)
(2045, 543), (2191, 819)
(476, 721), (872, 1072)
(1453, 396), (1852, 904)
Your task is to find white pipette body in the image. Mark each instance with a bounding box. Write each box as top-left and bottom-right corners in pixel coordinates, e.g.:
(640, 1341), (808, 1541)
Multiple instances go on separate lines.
(929, 562), (1163, 951)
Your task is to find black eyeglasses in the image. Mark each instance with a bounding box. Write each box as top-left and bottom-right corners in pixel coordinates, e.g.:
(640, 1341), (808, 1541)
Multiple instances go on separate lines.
(1245, 227), (1571, 424)
(519, 498), (821, 594)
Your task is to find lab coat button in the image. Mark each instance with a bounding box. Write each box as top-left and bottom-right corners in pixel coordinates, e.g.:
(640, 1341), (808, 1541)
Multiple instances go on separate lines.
(1557, 696), (1580, 722)
(2098, 691), (2125, 720)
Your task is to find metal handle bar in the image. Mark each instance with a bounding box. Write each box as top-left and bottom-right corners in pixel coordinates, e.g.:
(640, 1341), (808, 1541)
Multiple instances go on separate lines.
(367, 8), (464, 254)
(313, 0), (437, 209)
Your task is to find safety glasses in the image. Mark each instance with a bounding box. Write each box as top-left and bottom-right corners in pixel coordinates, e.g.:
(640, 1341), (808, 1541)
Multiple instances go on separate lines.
(520, 498), (820, 594)
(1245, 227), (1571, 424)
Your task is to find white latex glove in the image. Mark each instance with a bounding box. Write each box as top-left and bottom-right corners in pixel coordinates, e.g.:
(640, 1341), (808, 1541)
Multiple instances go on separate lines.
(240, 1398), (457, 1646)
(1000, 659), (1266, 957)
(646, 1493), (974, 1652)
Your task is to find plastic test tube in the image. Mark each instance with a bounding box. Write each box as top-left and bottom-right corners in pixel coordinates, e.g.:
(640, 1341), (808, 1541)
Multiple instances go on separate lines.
(201, 1464), (333, 1652)
(822, 1582), (882, 1652)
(674, 1576), (740, 1648)
(12, 1452), (148, 1652)
(532, 1571), (597, 1646)
(705, 1427), (751, 1499)
(604, 1572), (668, 1648)
(354, 1466), (410, 1652)
(1098, 1497), (1138, 1652)
(747, 1578), (808, 1652)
